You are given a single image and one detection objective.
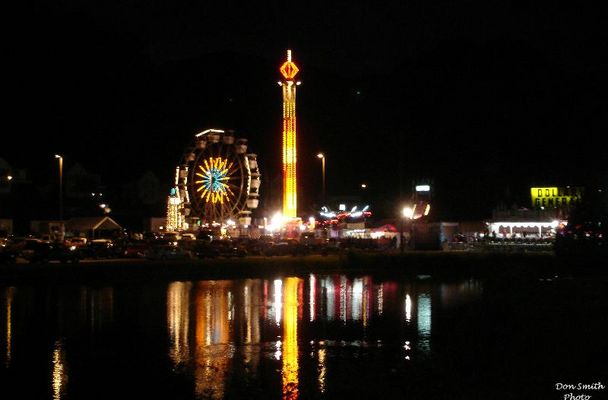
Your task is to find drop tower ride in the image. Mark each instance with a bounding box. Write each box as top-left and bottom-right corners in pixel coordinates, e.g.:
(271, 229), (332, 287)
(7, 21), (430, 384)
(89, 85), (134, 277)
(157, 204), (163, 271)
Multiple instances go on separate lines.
(278, 49), (300, 219)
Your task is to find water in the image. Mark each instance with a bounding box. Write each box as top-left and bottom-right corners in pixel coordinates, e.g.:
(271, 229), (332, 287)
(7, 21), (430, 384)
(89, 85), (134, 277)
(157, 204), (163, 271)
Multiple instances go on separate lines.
(1, 270), (606, 399)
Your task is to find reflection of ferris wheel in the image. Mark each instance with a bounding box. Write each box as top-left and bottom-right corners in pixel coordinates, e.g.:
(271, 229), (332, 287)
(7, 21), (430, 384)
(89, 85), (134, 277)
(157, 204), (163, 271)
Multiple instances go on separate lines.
(172, 129), (260, 228)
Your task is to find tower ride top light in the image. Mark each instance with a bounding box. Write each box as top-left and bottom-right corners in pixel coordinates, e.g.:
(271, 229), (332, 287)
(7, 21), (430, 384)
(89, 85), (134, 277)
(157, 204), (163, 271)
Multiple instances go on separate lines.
(280, 50), (300, 80)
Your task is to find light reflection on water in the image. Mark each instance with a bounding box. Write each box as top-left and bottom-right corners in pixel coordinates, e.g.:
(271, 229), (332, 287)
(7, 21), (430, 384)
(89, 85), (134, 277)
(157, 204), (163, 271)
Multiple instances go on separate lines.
(193, 281), (233, 399)
(162, 274), (483, 399)
(0, 274), (483, 399)
(4, 287), (14, 368)
(51, 339), (68, 400)
(282, 277), (300, 399)
(417, 293), (432, 353)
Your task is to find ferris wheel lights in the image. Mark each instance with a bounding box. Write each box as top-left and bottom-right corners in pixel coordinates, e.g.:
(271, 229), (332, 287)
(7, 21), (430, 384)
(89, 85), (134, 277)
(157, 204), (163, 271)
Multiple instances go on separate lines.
(196, 129), (225, 137)
(169, 129), (261, 231)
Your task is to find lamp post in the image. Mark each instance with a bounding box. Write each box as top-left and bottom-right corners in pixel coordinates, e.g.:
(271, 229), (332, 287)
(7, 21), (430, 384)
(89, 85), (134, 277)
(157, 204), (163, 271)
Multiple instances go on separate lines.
(401, 206), (414, 253)
(54, 154), (63, 221)
(317, 153), (326, 204)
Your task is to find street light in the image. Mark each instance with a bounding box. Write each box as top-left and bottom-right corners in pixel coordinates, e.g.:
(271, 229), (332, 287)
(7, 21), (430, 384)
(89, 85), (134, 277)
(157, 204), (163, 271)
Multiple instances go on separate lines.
(401, 206), (414, 253)
(317, 153), (326, 204)
(55, 154), (63, 221)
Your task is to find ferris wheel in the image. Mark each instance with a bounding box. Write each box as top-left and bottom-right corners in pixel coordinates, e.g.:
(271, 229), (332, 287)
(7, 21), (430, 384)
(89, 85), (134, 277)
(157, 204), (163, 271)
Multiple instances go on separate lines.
(172, 129), (261, 229)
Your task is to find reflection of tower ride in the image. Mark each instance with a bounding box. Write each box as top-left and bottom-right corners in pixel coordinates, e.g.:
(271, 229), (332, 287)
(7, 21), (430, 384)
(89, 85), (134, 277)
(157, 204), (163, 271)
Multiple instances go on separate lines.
(279, 50), (301, 220)
(282, 277), (301, 400)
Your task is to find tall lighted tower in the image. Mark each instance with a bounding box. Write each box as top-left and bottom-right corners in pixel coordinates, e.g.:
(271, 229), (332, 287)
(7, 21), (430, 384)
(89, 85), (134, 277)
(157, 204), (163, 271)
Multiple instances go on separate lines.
(279, 49), (300, 219)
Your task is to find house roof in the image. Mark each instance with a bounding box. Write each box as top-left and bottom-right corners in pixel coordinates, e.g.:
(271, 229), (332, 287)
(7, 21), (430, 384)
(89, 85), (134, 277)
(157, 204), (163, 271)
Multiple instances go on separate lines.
(65, 216), (122, 232)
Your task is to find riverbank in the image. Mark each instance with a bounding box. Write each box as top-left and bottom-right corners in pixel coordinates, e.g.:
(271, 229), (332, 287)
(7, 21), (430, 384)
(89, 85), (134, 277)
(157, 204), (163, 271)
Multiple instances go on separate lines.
(0, 250), (604, 284)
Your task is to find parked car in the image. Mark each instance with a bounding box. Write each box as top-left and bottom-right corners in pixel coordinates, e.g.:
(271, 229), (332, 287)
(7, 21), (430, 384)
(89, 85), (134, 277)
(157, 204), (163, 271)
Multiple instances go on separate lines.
(190, 241), (220, 259)
(66, 237), (88, 248)
(22, 241), (82, 263)
(0, 246), (17, 264)
(212, 240), (247, 258)
(262, 240), (313, 256)
(122, 242), (149, 258)
(84, 239), (119, 259)
(145, 245), (192, 260)
(263, 241), (293, 256)
(18, 238), (46, 260)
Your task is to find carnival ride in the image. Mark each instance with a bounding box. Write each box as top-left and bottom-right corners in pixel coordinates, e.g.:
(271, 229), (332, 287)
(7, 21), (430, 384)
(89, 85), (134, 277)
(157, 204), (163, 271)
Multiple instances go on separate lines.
(167, 129), (261, 231)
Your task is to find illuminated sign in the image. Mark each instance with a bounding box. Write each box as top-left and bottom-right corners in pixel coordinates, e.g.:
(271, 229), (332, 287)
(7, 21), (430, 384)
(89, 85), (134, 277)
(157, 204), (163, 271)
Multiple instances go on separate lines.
(415, 185), (430, 192)
(530, 187), (583, 209)
(280, 50), (299, 80)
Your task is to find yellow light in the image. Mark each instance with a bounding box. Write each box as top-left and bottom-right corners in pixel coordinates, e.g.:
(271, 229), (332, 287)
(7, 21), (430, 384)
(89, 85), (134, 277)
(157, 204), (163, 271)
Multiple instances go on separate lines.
(317, 153), (324, 159)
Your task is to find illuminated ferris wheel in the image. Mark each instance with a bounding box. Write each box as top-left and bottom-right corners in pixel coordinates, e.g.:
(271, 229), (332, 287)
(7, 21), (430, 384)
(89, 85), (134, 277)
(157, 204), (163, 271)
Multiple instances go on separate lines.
(170, 129), (261, 230)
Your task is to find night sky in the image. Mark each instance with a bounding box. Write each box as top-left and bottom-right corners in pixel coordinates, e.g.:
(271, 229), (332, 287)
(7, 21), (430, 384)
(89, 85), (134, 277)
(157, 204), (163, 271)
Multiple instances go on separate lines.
(5, 1), (607, 220)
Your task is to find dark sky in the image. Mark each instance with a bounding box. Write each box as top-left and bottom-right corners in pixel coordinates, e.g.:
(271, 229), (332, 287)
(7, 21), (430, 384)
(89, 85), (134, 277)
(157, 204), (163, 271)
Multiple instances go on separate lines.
(5, 1), (607, 219)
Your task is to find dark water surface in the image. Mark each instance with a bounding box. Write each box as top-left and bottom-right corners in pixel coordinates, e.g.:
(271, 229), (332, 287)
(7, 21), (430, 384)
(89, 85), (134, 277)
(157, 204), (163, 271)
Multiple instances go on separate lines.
(1, 268), (607, 399)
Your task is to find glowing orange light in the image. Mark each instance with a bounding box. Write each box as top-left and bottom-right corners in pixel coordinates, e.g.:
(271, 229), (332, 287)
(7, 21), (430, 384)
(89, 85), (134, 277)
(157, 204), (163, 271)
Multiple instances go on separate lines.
(280, 49), (300, 80)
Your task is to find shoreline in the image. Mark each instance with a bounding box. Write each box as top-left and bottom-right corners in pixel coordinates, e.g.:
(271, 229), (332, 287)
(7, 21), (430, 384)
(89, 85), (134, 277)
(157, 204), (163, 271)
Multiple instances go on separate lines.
(1, 250), (604, 284)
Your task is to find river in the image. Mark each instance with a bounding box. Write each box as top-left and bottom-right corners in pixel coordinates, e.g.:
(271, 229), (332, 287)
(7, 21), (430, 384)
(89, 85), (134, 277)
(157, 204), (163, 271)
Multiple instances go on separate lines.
(1, 267), (606, 399)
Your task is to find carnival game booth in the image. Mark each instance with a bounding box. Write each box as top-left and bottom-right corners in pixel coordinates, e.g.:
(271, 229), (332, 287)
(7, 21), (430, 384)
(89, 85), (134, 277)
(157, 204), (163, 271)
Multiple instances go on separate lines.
(316, 205), (372, 239)
(487, 208), (563, 240)
(486, 221), (560, 239)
